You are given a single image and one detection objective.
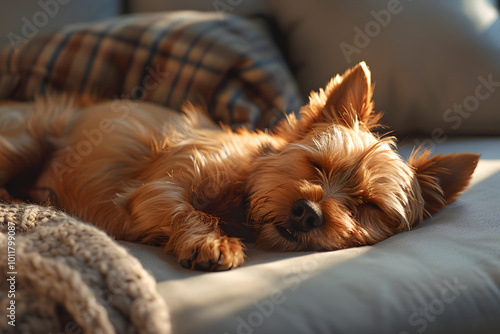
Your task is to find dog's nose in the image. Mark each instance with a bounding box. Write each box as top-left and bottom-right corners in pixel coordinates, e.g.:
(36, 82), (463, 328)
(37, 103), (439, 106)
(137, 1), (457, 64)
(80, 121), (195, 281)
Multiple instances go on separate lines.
(290, 199), (323, 232)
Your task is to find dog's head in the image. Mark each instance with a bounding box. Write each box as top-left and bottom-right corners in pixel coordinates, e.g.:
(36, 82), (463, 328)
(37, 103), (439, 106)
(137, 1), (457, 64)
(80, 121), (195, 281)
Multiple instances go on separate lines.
(246, 62), (479, 251)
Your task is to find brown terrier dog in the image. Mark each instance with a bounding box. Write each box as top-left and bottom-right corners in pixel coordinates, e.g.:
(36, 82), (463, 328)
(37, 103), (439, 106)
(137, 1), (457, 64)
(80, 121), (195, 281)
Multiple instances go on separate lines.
(0, 62), (479, 271)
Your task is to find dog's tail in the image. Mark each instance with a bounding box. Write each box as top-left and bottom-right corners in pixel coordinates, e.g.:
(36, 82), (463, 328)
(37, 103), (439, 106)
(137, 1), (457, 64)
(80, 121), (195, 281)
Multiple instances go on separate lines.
(0, 94), (80, 199)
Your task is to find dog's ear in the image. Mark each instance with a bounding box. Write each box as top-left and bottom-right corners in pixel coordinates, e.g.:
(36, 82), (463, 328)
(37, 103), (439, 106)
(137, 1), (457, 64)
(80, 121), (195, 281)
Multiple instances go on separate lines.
(409, 149), (480, 215)
(304, 61), (380, 129)
(275, 62), (381, 141)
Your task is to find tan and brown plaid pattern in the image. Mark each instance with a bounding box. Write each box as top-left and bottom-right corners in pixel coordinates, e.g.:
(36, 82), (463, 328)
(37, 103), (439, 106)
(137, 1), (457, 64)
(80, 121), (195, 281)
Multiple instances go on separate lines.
(0, 12), (302, 129)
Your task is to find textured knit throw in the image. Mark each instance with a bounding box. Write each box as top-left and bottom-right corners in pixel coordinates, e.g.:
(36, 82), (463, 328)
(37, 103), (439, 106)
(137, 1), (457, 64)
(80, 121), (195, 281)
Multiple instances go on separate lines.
(0, 202), (170, 334)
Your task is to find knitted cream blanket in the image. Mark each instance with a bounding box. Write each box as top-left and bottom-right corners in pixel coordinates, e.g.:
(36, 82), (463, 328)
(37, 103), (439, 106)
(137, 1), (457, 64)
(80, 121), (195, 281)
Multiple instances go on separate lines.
(0, 203), (170, 334)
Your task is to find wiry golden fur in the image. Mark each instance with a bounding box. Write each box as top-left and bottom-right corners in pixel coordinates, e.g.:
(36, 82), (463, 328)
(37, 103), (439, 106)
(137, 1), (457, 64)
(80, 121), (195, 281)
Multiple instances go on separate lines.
(0, 62), (479, 271)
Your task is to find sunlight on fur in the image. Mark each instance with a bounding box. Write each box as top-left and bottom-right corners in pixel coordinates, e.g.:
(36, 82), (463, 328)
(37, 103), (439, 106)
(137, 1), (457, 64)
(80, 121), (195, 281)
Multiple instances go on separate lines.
(0, 62), (479, 271)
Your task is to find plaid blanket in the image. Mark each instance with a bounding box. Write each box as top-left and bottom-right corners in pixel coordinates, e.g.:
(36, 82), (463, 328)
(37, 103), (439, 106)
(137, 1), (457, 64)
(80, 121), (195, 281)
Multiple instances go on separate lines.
(0, 11), (302, 129)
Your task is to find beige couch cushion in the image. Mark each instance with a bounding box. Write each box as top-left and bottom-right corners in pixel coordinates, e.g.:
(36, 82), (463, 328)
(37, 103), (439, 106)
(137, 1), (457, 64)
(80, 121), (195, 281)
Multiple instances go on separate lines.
(269, 0), (500, 135)
(123, 137), (500, 333)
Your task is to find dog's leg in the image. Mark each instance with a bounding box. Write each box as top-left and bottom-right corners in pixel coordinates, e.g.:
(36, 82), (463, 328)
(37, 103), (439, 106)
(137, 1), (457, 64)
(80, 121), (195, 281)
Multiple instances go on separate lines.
(0, 108), (48, 200)
(0, 188), (15, 202)
(120, 180), (246, 271)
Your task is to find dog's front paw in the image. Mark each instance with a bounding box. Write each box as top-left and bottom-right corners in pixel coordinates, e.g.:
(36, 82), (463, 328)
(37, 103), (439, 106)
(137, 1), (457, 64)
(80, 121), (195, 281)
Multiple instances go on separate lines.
(178, 235), (245, 271)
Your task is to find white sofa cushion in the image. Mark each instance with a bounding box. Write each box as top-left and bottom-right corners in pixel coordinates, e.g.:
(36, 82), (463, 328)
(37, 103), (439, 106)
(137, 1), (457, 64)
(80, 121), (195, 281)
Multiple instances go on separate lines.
(123, 136), (500, 333)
